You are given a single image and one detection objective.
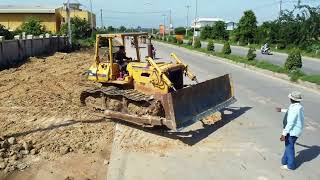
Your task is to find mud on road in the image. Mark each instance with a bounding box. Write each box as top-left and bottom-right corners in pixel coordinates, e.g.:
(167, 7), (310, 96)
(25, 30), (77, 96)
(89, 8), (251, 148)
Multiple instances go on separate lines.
(0, 49), (115, 180)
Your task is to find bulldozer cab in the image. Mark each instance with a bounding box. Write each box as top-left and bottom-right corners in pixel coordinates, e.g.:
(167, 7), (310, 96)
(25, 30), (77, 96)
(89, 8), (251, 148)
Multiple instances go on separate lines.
(88, 32), (149, 84)
(95, 32), (149, 64)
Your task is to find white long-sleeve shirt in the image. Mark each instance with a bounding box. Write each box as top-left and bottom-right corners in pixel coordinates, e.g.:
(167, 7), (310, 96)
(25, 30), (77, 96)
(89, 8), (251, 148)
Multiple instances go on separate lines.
(281, 103), (304, 137)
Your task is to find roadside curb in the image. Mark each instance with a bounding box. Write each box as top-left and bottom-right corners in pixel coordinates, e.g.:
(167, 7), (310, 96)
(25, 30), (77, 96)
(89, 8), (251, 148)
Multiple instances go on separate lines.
(106, 123), (122, 180)
(156, 41), (320, 93)
(185, 39), (320, 61)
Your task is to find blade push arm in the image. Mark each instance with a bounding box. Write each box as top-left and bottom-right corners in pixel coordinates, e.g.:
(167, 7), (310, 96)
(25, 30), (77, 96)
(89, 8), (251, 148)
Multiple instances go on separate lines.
(170, 53), (198, 83)
(146, 57), (176, 91)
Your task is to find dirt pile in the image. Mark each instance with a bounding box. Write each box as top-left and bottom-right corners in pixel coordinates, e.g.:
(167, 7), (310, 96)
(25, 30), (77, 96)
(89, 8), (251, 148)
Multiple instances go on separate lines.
(0, 137), (35, 172)
(0, 49), (115, 178)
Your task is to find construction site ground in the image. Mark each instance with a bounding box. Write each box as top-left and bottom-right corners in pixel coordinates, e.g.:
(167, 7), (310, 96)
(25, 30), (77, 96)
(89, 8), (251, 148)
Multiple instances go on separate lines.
(0, 49), (115, 180)
(0, 41), (319, 180)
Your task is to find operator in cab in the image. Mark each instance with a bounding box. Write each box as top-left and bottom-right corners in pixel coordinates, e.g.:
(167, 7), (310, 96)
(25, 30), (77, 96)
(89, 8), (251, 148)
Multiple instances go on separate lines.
(114, 46), (132, 73)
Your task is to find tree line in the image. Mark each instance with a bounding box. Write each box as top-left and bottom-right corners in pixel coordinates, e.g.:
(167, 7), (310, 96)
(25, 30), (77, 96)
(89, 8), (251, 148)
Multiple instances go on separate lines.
(197, 5), (320, 52)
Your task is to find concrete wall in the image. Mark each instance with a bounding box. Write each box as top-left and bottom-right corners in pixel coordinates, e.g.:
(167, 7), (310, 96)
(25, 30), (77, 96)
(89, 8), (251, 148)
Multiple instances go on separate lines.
(0, 36), (68, 70)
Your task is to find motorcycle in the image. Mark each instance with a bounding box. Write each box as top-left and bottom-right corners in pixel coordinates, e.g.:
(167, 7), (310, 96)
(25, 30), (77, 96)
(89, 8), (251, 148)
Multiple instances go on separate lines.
(261, 46), (271, 55)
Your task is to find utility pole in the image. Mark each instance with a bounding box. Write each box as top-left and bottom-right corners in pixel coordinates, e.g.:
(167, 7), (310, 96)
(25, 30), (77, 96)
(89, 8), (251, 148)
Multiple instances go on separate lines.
(89, 0), (94, 33)
(162, 14), (166, 37)
(279, 0), (282, 18)
(192, 0), (198, 47)
(297, 0), (301, 7)
(185, 5), (191, 36)
(100, 9), (103, 28)
(169, 9), (172, 36)
(67, 0), (72, 45)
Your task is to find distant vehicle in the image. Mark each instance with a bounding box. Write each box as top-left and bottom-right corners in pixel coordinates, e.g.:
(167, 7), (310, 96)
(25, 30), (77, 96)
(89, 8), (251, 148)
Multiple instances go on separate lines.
(261, 43), (272, 55)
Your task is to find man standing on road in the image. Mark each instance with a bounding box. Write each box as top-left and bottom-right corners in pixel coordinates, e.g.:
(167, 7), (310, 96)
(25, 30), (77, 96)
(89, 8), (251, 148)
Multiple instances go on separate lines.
(276, 91), (304, 170)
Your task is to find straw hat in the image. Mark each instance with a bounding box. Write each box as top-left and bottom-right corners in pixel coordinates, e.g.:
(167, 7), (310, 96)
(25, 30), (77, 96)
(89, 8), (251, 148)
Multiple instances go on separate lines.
(288, 91), (302, 102)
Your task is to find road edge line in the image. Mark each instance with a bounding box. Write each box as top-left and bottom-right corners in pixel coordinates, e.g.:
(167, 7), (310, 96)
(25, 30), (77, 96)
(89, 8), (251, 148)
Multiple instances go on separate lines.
(106, 123), (122, 179)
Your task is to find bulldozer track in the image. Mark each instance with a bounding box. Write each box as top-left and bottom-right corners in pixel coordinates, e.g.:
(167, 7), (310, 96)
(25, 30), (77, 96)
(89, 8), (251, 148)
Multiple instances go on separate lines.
(81, 86), (154, 102)
(80, 86), (165, 119)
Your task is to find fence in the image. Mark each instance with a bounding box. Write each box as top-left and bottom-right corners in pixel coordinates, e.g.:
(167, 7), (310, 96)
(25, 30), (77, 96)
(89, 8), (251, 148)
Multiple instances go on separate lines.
(0, 36), (69, 70)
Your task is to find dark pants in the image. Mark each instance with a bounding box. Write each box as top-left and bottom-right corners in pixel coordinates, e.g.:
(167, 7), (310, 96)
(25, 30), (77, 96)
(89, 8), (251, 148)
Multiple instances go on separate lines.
(281, 135), (298, 170)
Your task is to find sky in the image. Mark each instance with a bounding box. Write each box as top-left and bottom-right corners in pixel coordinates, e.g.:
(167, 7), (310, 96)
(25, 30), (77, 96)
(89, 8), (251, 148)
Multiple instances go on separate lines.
(1, 0), (319, 28)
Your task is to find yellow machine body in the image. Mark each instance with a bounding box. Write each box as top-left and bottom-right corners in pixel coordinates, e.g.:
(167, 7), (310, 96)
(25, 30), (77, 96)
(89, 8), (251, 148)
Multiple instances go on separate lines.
(82, 33), (236, 130)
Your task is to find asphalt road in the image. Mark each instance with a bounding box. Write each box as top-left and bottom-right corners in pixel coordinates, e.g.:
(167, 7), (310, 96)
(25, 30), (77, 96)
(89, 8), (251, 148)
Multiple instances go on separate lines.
(184, 40), (320, 75)
(107, 42), (320, 180)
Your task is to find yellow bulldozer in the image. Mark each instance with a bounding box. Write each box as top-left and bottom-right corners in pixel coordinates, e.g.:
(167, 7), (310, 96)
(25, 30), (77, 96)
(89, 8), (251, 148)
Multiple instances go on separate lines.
(80, 32), (236, 131)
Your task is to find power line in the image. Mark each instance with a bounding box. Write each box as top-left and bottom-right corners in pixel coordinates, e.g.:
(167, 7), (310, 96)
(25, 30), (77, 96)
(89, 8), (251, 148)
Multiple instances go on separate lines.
(100, 9), (169, 14)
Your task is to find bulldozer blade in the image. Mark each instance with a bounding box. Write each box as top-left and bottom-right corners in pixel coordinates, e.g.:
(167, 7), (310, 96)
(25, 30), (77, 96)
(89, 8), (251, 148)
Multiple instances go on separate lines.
(160, 74), (236, 131)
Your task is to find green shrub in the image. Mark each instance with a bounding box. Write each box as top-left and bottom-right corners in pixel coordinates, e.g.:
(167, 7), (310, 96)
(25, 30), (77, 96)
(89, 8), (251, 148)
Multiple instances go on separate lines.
(247, 47), (256, 60)
(20, 17), (46, 36)
(187, 39), (193, 46)
(167, 36), (175, 43)
(59, 17), (91, 39)
(306, 43), (320, 53)
(289, 69), (305, 82)
(194, 38), (201, 48)
(207, 39), (215, 52)
(172, 37), (177, 43)
(277, 42), (286, 50)
(222, 41), (232, 54)
(0, 25), (13, 40)
(177, 39), (183, 44)
(174, 27), (186, 35)
(77, 38), (95, 47)
(285, 48), (302, 70)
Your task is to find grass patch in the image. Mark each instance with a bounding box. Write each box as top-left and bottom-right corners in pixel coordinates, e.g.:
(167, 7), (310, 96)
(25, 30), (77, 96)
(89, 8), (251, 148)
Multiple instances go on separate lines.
(195, 39), (320, 59)
(300, 75), (320, 85)
(156, 39), (320, 86)
(214, 52), (288, 73)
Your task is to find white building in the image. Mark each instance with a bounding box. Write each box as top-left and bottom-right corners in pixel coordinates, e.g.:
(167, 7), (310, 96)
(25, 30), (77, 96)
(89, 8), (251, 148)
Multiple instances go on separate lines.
(226, 21), (237, 31)
(191, 17), (237, 30)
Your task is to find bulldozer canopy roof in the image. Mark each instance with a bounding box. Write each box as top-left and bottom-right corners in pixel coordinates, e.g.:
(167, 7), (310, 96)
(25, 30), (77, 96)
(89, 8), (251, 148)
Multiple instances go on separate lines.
(97, 32), (148, 38)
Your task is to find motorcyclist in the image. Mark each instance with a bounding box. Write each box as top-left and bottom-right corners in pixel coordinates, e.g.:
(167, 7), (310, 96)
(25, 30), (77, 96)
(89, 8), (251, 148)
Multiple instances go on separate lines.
(261, 43), (270, 54)
(151, 45), (156, 59)
(262, 43), (269, 50)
